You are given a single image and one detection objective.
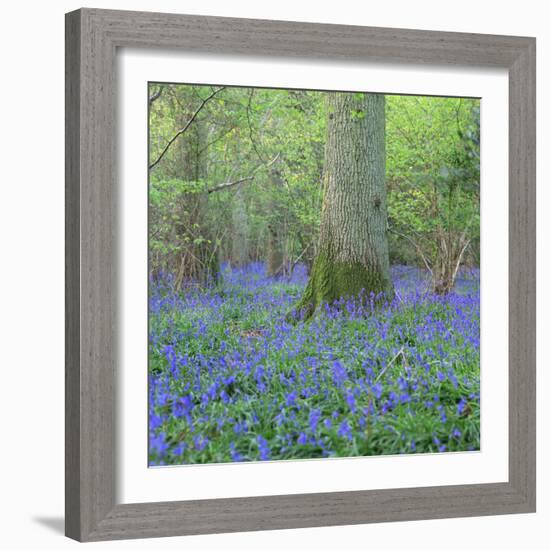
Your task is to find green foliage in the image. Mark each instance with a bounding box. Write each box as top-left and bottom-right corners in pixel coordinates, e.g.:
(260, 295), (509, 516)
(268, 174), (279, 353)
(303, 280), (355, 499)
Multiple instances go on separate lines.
(149, 84), (328, 279)
(147, 84), (481, 465)
(149, 267), (480, 464)
(148, 83), (480, 290)
(385, 96), (480, 277)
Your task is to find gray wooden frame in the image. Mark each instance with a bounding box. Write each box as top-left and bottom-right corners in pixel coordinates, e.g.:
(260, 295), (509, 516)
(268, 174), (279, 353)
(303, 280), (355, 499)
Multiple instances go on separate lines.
(65, 8), (536, 542)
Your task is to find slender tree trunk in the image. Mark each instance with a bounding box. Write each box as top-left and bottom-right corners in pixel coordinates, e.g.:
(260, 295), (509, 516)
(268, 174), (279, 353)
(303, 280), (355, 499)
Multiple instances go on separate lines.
(267, 224), (283, 276)
(175, 114), (219, 288)
(231, 189), (249, 267)
(266, 167), (284, 277)
(296, 92), (393, 317)
(195, 121), (220, 283)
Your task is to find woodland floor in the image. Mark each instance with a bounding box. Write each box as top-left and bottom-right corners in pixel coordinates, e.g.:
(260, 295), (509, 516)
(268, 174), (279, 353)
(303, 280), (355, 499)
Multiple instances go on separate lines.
(148, 263), (480, 465)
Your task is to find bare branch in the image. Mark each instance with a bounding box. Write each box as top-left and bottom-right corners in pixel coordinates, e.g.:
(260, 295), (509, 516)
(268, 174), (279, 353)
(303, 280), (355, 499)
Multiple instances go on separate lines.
(207, 176), (255, 194)
(207, 154), (280, 194)
(246, 89), (267, 163)
(197, 126), (235, 155)
(375, 347), (405, 384)
(451, 239), (471, 283)
(290, 242), (313, 274)
(149, 87), (225, 170)
(388, 225), (433, 276)
(148, 85), (164, 105)
(262, 153), (281, 169)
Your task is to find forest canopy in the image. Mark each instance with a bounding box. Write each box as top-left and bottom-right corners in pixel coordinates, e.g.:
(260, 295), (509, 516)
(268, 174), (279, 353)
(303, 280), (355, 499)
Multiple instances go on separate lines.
(148, 83), (480, 296)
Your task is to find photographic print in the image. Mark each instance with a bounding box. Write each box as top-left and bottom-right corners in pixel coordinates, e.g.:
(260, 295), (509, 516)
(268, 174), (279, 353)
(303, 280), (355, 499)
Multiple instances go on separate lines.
(148, 83), (480, 466)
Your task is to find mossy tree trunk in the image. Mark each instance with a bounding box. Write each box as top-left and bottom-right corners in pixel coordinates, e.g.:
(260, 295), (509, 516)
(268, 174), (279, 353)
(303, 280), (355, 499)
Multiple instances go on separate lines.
(296, 92), (393, 317)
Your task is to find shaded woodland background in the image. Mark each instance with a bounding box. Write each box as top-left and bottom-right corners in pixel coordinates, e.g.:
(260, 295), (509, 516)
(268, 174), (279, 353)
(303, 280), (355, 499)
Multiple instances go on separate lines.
(148, 84), (480, 294)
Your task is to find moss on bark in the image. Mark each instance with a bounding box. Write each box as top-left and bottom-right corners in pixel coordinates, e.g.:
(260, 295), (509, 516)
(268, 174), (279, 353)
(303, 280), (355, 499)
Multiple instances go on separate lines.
(293, 92), (393, 320)
(293, 251), (393, 319)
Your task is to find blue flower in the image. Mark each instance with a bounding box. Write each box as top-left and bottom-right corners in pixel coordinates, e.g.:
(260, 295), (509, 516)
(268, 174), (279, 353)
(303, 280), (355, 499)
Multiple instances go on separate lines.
(285, 391), (298, 407)
(331, 360), (347, 388)
(194, 435), (209, 452)
(309, 408), (321, 433)
(173, 442), (186, 456)
(372, 382), (383, 399)
(229, 442), (243, 462)
(337, 419), (353, 441)
(150, 433), (169, 456)
(345, 391), (357, 412)
(257, 436), (270, 460)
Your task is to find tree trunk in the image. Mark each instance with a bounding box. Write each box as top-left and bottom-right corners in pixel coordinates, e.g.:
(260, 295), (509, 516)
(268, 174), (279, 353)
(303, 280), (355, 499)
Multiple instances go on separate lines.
(296, 92), (393, 317)
(267, 224), (283, 277)
(266, 167), (285, 277)
(231, 189), (249, 267)
(175, 114), (219, 288)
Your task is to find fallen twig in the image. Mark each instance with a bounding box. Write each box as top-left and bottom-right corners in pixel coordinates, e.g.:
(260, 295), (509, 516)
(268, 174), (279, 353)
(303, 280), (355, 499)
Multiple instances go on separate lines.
(375, 346), (405, 384)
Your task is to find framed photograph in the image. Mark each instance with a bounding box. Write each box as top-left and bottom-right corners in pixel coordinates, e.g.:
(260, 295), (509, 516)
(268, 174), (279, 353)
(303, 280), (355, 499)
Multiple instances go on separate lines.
(65, 8), (536, 542)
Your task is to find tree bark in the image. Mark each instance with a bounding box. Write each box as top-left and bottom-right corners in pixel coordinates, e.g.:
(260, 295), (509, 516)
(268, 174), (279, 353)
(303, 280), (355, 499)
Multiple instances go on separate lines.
(267, 224), (283, 276)
(266, 167), (285, 277)
(231, 189), (250, 267)
(296, 92), (393, 317)
(175, 113), (219, 288)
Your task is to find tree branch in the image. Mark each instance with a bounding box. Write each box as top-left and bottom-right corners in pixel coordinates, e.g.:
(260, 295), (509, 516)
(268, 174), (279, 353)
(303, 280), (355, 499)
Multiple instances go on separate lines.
(388, 225), (433, 277)
(207, 176), (255, 194)
(290, 242), (313, 273)
(375, 347), (406, 384)
(206, 154), (280, 194)
(149, 86), (225, 170)
(451, 239), (471, 283)
(148, 85), (164, 105)
(246, 89), (267, 163)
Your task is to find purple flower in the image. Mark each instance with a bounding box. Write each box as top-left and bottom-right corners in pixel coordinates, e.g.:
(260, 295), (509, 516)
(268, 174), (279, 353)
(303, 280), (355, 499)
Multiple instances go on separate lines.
(345, 391), (357, 412)
(372, 382), (383, 399)
(309, 408), (321, 433)
(173, 442), (186, 456)
(257, 436), (270, 460)
(338, 419), (353, 441)
(150, 433), (169, 456)
(332, 360), (347, 388)
(229, 442), (243, 462)
(285, 391), (298, 407)
(194, 435), (209, 452)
